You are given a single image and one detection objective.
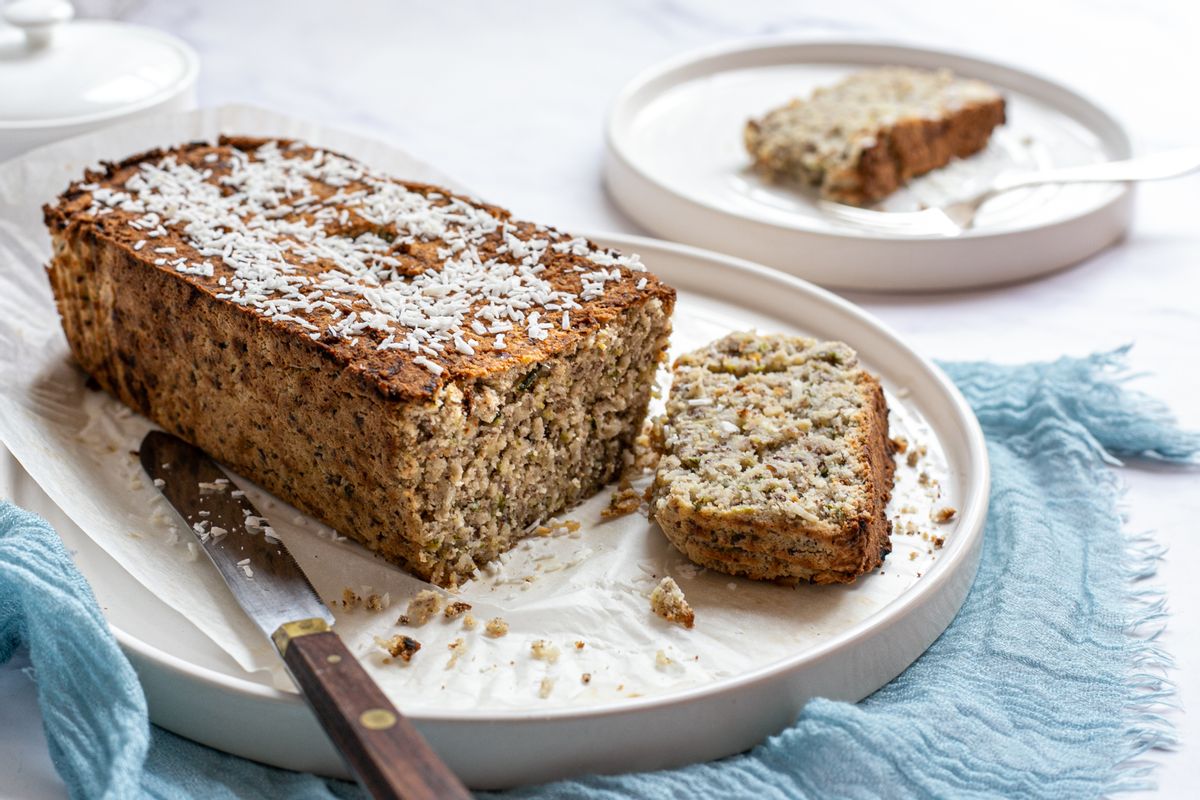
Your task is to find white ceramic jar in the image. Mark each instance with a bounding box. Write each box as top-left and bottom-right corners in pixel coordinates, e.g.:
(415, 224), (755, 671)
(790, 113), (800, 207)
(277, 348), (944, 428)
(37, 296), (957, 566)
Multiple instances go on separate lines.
(0, 0), (198, 162)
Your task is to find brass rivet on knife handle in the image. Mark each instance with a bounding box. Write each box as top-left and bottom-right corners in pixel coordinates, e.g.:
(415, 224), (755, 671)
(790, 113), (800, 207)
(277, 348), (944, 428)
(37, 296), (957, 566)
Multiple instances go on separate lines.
(359, 709), (398, 730)
(272, 617), (331, 656)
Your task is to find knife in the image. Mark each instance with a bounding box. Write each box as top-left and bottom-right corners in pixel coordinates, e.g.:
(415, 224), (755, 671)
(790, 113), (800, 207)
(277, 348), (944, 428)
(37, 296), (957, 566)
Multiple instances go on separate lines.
(139, 430), (470, 800)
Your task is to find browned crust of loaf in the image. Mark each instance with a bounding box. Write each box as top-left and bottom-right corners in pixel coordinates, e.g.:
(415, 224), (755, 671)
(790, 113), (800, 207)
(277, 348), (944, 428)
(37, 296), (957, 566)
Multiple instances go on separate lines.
(830, 98), (1006, 205)
(42, 136), (675, 402)
(654, 371), (895, 585)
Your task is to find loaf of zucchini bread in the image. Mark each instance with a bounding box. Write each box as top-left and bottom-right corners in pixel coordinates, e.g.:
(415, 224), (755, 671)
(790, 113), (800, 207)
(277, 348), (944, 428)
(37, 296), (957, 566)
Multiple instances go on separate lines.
(745, 66), (1006, 205)
(649, 332), (895, 584)
(44, 137), (675, 587)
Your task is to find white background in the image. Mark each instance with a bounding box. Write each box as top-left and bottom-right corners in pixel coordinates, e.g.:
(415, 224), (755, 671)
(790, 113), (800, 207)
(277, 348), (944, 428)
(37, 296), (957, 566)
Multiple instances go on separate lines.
(2, 0), (1198, 797)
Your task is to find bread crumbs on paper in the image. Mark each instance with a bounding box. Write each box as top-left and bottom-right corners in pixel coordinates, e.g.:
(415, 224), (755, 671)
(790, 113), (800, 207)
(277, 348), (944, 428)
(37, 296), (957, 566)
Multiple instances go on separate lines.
(655, 649), (674, 669)
(461, 614), (478, 631)
(485, 617), (509, 637)
(364, 592), (390, 612)
(538, 677), (555, 699)
(534, 518), (581, 537)
(531, 640), (560, 663)
(446, 638), (466, 669)
(602, 479), (643, 519)
(650, 576), (694, 629)
(443, 600), (472, 620)
(377, 635), (421, 663)
(581, 673), (592, 684)
(341, 587), (361, 610)
(402, 590), (442, 626)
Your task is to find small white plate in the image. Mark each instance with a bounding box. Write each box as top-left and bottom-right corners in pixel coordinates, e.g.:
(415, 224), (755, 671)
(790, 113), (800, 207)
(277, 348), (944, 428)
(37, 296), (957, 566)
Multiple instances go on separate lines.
(605, 40), (1134, 291)
(0, 231), (989, 789)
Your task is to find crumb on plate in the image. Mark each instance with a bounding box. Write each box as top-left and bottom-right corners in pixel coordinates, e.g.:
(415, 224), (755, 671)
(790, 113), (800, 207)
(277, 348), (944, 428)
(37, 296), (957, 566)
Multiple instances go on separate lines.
(933, 506), (958, 523)
(602, 479), (643, 519)
(377, 634), (421, 663)
(649, 576), (694, 629)
(446, 638), (466, 669)
(364, 592), (389, 612)
(402, 590), (443, 626)
(443, 600), (472, 620)
(531, 640), (560, 663)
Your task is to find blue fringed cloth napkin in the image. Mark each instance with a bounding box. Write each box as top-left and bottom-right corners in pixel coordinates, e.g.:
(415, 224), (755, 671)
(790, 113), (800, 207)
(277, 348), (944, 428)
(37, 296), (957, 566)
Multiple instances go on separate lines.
(2, 351), (1196, 800)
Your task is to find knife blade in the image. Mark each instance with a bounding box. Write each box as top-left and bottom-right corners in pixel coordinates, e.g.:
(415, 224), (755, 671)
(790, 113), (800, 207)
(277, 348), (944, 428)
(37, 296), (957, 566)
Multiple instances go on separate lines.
(139, 430), (334, 641)
(139, 430), (469, 800)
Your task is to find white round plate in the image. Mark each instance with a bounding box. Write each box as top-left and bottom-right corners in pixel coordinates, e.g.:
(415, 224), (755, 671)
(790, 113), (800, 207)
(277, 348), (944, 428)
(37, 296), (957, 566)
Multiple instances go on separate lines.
(605, 40), (1134, 292)
(2, 233), (988, 789)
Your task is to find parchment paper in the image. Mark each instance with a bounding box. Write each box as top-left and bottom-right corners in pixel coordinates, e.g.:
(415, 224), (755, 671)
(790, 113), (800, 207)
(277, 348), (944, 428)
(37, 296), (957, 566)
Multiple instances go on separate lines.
(0, 106), (957, 711)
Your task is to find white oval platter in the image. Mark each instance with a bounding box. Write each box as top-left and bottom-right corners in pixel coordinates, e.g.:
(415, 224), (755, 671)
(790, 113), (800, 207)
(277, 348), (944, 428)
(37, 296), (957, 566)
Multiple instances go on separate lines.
(605, 40), (1134, 292)
(1, 232), (989, 790)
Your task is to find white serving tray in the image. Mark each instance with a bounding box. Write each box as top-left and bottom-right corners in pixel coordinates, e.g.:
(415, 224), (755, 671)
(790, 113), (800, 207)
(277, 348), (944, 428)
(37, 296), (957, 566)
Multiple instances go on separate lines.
(0, 107), (988, 789)
(605, 40), (1134, 292)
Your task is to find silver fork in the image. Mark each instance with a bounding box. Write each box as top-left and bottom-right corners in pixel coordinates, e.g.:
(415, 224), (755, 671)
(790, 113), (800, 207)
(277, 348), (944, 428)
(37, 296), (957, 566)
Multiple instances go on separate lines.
(819, 147), (1200, 237)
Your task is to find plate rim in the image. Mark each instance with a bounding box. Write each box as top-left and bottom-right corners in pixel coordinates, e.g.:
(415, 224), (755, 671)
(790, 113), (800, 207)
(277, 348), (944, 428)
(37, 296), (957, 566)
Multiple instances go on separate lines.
(89, 229), (991, 724)
(605, 36), (1133, 242)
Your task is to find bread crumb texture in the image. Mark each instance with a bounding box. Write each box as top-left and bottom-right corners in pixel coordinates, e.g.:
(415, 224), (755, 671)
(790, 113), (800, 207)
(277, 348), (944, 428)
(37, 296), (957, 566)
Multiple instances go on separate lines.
(650, 332), (896, 584)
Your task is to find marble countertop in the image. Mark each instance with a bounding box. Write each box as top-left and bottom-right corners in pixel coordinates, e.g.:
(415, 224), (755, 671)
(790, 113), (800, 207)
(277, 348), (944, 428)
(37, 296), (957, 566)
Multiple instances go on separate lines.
(3, 0), (1198, 796)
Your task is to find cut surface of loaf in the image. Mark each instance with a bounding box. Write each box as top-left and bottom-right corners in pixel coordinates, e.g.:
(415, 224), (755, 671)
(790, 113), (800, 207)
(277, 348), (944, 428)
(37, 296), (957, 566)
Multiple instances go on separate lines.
(744, 67), (1006, 205)
(44, 137), (674, 587)
(649, 332), (895, 584)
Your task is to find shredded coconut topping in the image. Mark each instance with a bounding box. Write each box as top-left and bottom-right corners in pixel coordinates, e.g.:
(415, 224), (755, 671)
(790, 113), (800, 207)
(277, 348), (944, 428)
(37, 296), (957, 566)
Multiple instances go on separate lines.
(82, 140), (651, 380)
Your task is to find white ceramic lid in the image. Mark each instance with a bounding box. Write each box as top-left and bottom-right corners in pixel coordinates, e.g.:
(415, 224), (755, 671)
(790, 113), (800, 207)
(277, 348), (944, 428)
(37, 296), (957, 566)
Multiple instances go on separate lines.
(0, 0), (198, 128)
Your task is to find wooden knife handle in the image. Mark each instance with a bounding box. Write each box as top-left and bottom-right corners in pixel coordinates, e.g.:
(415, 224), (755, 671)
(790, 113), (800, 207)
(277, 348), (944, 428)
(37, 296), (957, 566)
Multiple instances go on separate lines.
(282, 630), (471, 800)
